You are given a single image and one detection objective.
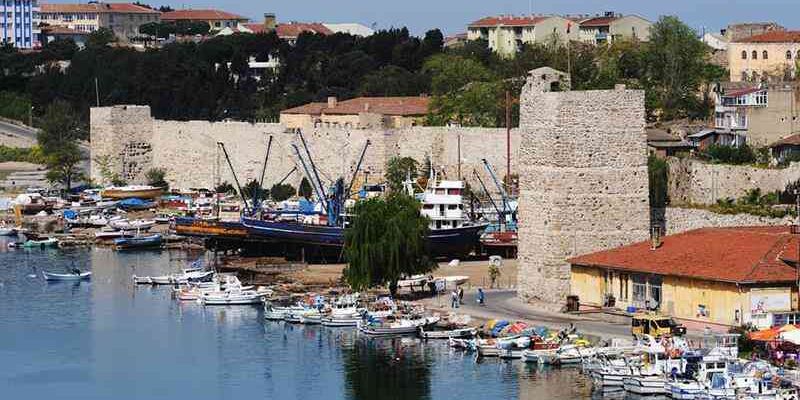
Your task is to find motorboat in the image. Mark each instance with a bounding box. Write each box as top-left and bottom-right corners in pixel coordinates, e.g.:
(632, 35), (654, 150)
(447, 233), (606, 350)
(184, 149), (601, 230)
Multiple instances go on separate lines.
(134, 268), (214, 285)
(264, 303), (306, 321)
(321, 314), (363, 327)
(199, 289), (266, 306)
(419, 326), (477, 339)
(110, 219), (156, 231)
(114, 233), (162, 250)
(95, 228), (134, 240)
(23, 238), (58, 248)
(42, 270), (91, 281)
(357, 316), (440, 336)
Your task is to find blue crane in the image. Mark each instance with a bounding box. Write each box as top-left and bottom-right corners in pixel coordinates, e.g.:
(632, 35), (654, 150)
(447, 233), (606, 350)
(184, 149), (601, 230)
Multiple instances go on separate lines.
(481, 158), (514, 229)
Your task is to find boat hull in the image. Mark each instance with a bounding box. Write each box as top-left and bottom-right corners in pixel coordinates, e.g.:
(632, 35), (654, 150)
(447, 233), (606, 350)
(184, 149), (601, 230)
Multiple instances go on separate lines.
(43, 271), (91, 281)
(101, 188), (163, 200)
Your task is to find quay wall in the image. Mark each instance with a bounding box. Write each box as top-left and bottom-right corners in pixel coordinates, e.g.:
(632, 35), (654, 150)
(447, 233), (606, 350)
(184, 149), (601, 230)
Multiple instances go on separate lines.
(667, 157), (800, 205)
(515, 75), (651, 309)
(90, 105), (519, 192)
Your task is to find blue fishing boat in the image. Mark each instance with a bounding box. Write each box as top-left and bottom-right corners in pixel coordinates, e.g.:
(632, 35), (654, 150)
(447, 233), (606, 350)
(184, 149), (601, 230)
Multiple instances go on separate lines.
(117, 198), (157, 211)
(114, 233), (163, 250)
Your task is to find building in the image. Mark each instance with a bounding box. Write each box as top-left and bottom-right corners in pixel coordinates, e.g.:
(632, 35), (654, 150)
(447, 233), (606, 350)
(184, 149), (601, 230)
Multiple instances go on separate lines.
(710, 82), (800, 147)
(322, 23), (373, 37)
(466, 15), (579, 58)
(770, 134), (800, 163)
(41, 25), (88, 47)
(39, 2), (159, 41)
(444, 33), (467, 49)
(160, 9), (248, 32)
(280, 96), (430, 129)
(1, 0), (40, 49)
(728, 31), (800, 82)
(646, 128), (693, 158)
(576, 13), (651, 45)
(569, 226), (800, 329)
(725, 22), (785, 42)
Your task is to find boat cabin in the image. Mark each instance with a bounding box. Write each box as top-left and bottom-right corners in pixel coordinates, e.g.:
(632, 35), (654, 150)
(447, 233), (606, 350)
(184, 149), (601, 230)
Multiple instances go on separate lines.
(419, 179), (467, 230)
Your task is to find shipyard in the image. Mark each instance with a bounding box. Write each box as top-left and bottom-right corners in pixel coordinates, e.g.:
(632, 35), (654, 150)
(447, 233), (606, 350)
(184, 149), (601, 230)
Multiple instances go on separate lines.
(5, 1), (800, 399)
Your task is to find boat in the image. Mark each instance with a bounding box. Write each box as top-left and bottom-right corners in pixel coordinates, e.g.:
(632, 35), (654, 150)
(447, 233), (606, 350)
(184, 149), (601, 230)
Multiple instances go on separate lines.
(419, 326), (477, 339)
(94, 229), (134, 240)
(357, 315), (440, 336)
(109, 219), (156, 231)
(0, 225), (17, 236)
(23, 237), (58, 248)
(321, 314), (363, 327)
(199, 288), (266, 305)
(114, 233), (162, 250)
(42, 270), (91, 281)
(134, 268), (214, 285)
(100, 185), (164, 200)
(117, 198), (157, 211)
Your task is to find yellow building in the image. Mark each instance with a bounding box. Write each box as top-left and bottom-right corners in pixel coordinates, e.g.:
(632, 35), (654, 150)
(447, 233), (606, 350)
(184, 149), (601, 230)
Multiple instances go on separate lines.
(280, 96), (429, 130)
(467, 15), (579, 58)
(569, 226), (800, 330)
(39, 2), (160, 40)
(577, 13), (651, 45)
(728, 31), (800, 82)
(160, 9), (248, 32)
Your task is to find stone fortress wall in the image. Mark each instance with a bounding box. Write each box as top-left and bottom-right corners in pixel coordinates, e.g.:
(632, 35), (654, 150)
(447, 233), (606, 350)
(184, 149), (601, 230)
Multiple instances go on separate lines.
(515, 69), (651, 309)
(90, 106), (520, 193)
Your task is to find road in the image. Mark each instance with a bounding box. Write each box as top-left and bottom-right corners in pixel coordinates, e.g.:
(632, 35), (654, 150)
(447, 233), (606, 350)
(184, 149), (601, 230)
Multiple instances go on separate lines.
(0, 119), (38, 140)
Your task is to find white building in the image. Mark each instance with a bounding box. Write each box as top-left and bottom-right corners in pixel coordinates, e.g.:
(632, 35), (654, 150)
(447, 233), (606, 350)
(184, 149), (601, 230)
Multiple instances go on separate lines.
(1, 0), (40, 49)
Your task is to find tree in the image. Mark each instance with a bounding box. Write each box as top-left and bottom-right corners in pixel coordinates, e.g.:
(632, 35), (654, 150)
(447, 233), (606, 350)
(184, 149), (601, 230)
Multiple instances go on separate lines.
(86, 27), (116, 48)
(41, 38), (79, 61)
(423, 54), (501, 126)
(423, 54), (494, 95)
(45, 142), (85, 191)
(215, 181), (236, 194)
(298, 177), (314, 199)
(37, 100), (87, 154)
(343, 194), (434, 296)
(270, 183), (296, 201)
(384, 156), (418, 193)
(243, 179), (267, 203)
(359, 66), (427, 97)
(648, 155), (669, 208)
(145, 167), (168, 189)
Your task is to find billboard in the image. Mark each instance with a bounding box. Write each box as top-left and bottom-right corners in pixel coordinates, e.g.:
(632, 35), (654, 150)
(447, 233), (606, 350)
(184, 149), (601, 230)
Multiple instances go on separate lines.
(751, 289), (791, 315)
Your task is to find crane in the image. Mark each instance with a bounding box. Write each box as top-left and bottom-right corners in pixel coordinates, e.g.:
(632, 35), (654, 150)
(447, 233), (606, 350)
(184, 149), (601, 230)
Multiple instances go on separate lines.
(216, 142), (250, 215)
(346, 140), (371, 197)
(472, 169), (502, 220)
(481, 158), (513, 226)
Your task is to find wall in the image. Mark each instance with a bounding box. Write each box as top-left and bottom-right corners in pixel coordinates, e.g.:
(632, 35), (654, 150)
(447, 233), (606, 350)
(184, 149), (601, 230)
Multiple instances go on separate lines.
(516, 71), (650, 309)
(90, 105), (520, 194)
(667, 157), (800, 205)
(653, 207), (793, 235)
(747, 85), (800, 146)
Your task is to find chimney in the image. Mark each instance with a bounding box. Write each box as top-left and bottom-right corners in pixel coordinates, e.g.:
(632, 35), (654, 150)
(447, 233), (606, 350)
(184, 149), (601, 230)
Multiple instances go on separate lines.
(263, 13), (276, 31)
(327, 96), (337, 108)
(650, 226), (663, 250)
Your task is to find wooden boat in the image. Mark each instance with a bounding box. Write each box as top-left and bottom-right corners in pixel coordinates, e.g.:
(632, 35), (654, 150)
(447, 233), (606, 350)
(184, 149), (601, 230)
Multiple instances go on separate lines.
(114, 234), (162, 250)
(419, 326), (477, 339)
(321, 315), (362, 327)
(100, 185), (164, 200)
(23, 238), (58, 248)
(43, 270), (91, 281)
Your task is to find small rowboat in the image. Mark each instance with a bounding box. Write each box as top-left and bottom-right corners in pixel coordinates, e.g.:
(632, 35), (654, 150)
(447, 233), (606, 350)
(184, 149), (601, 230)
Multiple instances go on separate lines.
(23, 238), (59, 248)
(43, 270), (92, 281)
(199, 290), (266, 306)
(358, 316), (440, 336)
(114, 234), (162, 250)
(419, 326), (477, 339)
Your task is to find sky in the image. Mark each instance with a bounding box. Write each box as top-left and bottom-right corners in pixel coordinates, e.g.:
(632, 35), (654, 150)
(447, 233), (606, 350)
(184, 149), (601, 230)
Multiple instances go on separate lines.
(54, 0), (799, 36)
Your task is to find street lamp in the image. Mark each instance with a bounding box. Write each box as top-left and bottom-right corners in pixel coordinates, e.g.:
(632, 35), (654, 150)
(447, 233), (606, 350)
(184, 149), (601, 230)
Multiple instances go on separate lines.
(29, 106), (34, 127)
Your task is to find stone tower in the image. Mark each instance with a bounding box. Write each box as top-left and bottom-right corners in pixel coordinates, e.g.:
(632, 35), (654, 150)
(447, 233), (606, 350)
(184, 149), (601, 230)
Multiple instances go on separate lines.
(516, 68), (650, 309)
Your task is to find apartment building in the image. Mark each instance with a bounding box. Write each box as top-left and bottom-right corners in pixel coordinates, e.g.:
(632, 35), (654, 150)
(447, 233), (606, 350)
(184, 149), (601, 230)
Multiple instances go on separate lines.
(1, 0), (40, 48)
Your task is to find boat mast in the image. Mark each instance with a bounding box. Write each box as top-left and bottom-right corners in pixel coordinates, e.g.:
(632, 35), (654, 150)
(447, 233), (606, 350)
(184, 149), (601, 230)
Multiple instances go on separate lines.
(252, 135), (273, 213)
(276, 166), (297, 185)
(481, 158), (510, 227)
(296, 130), (327, 202)
(216, 142), (251, 215)
(346, 139), (371, 197)
(472, 169), (502, 221)
(291, 144), (326, 210)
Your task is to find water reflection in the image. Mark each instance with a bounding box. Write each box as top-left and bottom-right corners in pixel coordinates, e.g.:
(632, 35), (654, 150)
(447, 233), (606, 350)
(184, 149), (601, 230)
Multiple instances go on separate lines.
(343, 336), (432, 400)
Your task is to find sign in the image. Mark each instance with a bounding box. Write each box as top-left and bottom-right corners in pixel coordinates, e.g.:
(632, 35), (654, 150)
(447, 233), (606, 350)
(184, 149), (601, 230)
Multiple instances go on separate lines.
(751, 289), (791, 315)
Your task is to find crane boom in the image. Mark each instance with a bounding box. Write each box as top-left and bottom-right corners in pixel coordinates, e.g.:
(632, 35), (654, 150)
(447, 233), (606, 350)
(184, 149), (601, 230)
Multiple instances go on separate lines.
(217, 142), (250, 215)
(472, 169), (502, 218)
(346, 140), (371, 196)
(291, 144), (326, 209)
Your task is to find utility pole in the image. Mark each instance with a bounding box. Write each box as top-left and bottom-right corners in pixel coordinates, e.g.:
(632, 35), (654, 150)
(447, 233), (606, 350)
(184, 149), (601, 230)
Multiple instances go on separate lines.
(94, 77), (100, 107)
(28, 106), (33, 127)
(457, 134), (462, 180)
(505, 90), (512, 193)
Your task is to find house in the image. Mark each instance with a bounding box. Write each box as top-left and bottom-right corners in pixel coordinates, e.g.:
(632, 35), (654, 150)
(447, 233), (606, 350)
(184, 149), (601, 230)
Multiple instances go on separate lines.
(41, 25), (89, 48)
(280, 96), (430, 129)
(712, 82), (800, 147)
(39, 2), (160, 41)
(569, 226), (800, 329)
(1, 0), (40, 49)
(466, 15), (579, 58)
(577, 12), (651, 45)
(725, 22), (785, 42)
(770, 134), (800, 163)
(444, 33), (468, 49)
(728, 30), (800, 82)
(160, 9), (248, 32)
(646, 128), (693, 158)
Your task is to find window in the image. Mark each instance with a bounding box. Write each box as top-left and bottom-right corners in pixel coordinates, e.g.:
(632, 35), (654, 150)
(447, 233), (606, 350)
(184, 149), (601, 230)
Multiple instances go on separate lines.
(447, 205), (458, 210)
(447, 188), (461, 195)
(763, 50), (769, 59)
(787, 50), (793, 60)
(755, 91), (767, 106)
(752, 50), (758, 60)
(697, 304), (709, 317)
(214, 21), (221, 28)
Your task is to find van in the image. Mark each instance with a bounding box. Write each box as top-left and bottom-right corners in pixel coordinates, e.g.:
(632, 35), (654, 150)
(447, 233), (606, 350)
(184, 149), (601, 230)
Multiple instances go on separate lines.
(631, 313), (687, 338)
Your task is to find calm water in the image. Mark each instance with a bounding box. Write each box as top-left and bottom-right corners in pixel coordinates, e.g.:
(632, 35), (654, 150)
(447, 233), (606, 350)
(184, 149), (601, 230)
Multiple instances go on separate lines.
(0, 241), (594, 399)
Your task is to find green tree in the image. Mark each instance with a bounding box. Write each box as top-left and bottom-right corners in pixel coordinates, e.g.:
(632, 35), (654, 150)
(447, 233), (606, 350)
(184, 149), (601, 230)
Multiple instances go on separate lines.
(45, 142), (85, 191)
(423, 54), (501, 126)
(270, 183), (296, 201)
(648, 155), (669, 208)
(424, 54), (494, 95)
(41, 38), (79, 61)
(384, 156), (418, 193)
(215, 181), (236, 195)
(298, 177), (314, 199)
(359, 66), (427, 96)
(37, 100), (87, 154)
(243, 179), (267, 203)
(145, 167), (168, 189)
(86, 27), (116, 48)
(343, 194), (434, 296)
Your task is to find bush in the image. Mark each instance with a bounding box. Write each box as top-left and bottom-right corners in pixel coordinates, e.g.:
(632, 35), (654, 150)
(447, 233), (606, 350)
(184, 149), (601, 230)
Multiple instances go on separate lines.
(145, 168), (168, 189)
(270, 183), (296, 202)
(0, 145), (47, 163)
(702, 144), (756, 165)
(648, 155), (669, 207)
(0, 91), (31, 123)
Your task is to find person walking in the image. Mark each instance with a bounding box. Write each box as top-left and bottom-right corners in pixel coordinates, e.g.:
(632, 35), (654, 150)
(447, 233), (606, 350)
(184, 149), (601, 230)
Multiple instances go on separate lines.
(451, 290), (459, 308)
(457, 286), (464, 305)
(477, 288), (485, 306)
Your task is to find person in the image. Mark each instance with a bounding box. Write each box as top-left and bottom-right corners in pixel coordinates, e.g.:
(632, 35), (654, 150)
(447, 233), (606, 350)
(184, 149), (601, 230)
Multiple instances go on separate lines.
(457, 286), (464, 305)
(477, 288), (485, 306)
(451, 290), (459, 308)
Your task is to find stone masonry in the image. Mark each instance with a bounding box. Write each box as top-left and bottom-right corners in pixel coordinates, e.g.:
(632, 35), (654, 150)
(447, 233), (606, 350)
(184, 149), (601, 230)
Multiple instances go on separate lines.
(90, 106), (520, 194)
(516, 72), (651, 309)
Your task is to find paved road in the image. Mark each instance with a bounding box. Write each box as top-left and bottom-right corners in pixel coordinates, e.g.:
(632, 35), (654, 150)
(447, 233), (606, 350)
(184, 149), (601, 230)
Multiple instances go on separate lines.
(0, 119), (38, 141)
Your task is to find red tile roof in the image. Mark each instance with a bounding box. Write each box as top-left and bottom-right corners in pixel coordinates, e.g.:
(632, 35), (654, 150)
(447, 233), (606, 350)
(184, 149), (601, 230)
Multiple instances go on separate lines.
(736, 31), (800, 43)
(281, 97), (430, 116)
(40, 3), (159, 14)
(469, 16), (549, 28)
(569, 226), (800, 284)
(771, 134), (800, 148)
(579, 16), (617, 27)
(276, 23), (332, 38)
(161, 9), (248, 22)
(724, 87), (763, 97)
(41, 25), (90, 35)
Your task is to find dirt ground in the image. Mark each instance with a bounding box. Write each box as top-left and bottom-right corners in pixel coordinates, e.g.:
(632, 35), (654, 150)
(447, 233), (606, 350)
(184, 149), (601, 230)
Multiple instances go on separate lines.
(290, 258), (518, 289)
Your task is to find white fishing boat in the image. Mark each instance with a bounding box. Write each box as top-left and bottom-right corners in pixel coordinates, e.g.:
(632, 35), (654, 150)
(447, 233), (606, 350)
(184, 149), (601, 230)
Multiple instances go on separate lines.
(299, 309), (323, 325)
(321, 314), (362, 327)
(199, 289), (266, 305)
(357, 316), (440, 336)
(133, 268), (214, 285)
(42, 270), (92, 281)
(109, 219), (156, 231)
(623, 373), (669, 396)
(522, 348), (559, 364)
(264, 304), (306, 321)
(419, 326), (477, 339)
